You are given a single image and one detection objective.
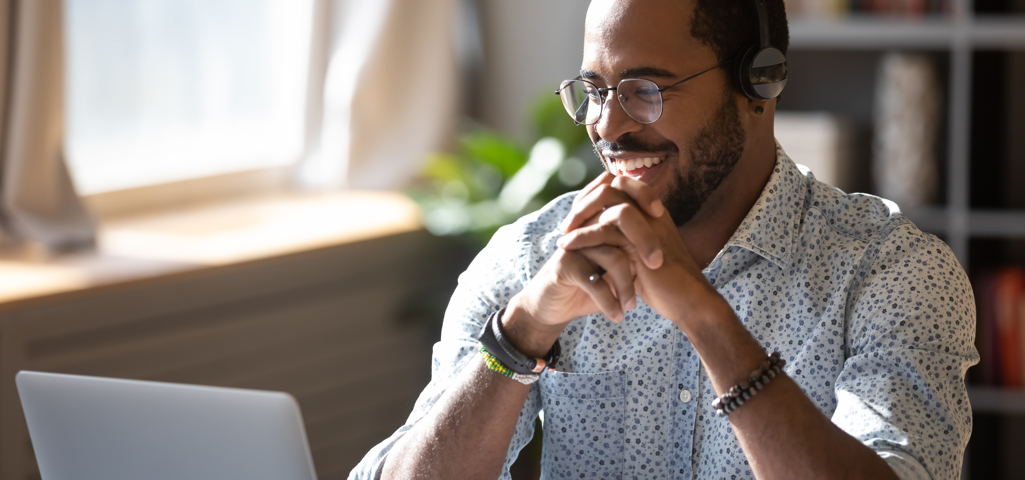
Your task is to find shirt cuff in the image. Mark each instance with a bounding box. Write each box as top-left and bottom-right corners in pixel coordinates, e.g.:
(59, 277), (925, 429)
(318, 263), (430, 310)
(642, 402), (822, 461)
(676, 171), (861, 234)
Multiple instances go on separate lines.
(876, 449), (932, 480)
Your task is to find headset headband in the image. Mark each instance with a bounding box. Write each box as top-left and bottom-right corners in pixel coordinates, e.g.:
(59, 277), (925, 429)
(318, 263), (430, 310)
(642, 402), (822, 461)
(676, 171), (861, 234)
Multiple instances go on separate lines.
(735, 0), (787, 101)
(754, 0), (770, 49)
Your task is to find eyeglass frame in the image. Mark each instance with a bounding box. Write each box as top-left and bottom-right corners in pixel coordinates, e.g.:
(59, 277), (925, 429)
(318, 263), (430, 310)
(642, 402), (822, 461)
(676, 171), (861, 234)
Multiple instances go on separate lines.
(555, 59), (733, 126)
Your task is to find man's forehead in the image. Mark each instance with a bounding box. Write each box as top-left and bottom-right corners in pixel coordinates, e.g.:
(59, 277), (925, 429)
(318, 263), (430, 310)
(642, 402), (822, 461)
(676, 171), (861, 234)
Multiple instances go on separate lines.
(582, 0), (712, 81)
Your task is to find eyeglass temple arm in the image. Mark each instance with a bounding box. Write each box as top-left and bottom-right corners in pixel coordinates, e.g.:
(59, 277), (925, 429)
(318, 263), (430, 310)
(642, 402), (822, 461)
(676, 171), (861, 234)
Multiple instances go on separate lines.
(659, 59), (734, 92)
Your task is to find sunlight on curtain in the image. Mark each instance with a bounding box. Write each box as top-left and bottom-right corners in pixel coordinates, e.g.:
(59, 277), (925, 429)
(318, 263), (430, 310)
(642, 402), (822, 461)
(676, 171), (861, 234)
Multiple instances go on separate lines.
(64, 0), (313, 195)
(297, 0), (460, 191)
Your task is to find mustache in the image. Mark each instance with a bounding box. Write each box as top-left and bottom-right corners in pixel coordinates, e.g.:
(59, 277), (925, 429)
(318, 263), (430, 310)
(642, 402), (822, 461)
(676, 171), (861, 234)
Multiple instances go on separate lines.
(594, 135), (678, 157)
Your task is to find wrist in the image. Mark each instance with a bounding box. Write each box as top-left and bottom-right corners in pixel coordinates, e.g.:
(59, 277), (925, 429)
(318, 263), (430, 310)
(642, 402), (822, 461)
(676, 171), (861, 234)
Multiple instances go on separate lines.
(501, 296), (564, 358)
(661, 271), (729, 332)
(670, 292), (768, 392)
(671, 290), (732, 334)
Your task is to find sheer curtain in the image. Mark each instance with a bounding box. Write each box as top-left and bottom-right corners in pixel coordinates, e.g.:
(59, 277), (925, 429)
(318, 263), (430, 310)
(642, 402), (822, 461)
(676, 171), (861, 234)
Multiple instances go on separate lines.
(0, 0), (93, 252)
(298, 0), (461, 190)
(0, 0), (462, 253)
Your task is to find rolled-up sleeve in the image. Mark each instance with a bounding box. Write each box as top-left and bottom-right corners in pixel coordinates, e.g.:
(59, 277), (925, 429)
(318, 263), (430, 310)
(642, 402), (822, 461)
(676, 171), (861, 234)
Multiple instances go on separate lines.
(348, 217), (548, 480)
(834, 224), (979, 480)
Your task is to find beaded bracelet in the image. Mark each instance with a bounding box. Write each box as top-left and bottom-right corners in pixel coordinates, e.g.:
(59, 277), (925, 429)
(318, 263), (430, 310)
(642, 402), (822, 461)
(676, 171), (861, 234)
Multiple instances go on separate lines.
(479, 346), (540, 385)
(712, 351), (786, 417)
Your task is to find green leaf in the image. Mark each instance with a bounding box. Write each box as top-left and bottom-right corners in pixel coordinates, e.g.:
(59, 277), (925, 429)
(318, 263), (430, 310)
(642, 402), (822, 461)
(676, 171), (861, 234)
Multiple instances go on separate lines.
(460, 133), (527, 178)
(422, 153), (468, 184)
(531, 91), (591, 151)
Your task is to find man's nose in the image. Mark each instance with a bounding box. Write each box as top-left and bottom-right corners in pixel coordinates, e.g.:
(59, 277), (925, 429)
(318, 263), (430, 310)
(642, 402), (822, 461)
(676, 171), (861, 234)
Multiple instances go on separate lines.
(593, 92), (644, 144)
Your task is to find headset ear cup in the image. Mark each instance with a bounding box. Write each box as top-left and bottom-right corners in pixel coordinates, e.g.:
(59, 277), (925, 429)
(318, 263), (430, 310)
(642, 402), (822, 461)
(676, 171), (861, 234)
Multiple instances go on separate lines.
(734, 45), (761, 101)
(749, 47), (787, 100)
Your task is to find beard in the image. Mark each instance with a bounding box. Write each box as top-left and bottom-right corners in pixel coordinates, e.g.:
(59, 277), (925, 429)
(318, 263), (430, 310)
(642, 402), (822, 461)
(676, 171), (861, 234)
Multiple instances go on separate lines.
(594, 88), (746, 226)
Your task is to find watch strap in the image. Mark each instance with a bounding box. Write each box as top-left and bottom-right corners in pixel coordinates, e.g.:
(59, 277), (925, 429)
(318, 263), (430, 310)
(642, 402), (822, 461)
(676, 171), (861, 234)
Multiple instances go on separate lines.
(477, 308), (560, 375)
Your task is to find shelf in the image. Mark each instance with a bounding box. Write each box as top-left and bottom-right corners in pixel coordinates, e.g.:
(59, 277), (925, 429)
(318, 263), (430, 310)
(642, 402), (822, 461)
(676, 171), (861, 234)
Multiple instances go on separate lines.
(904, 207), (949, 234)
(903, 208), (1025, 238)
(972, 16), (1025, 49)
(966, 210), (1025, 237)
(789, 15), (1025, 50)
(790, 16), (957, 49)
(968, 386), (1025, 414)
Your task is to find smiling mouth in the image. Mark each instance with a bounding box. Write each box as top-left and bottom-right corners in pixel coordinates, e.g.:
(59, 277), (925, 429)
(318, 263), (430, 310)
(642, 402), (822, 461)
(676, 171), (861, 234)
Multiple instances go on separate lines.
(607, 156), (665, 177)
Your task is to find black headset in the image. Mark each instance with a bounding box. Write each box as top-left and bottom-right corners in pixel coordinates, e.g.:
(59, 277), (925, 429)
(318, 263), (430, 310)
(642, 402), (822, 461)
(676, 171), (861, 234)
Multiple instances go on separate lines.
(734, 0), (787, 101)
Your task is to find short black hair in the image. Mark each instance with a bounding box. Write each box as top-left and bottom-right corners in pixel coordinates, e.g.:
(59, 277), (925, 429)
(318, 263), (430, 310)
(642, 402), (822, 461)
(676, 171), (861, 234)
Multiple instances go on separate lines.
(690, 0), (789, 66)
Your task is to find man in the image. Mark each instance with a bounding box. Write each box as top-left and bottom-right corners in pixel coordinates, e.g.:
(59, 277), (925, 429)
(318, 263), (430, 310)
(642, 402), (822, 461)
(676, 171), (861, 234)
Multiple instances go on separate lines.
(351, 1), (977, 479)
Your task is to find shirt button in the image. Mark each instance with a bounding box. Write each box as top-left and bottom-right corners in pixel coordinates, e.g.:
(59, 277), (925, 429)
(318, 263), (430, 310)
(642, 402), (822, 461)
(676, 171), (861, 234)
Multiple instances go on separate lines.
(721, 252), (732, 263)
(679, 389), (693, 403)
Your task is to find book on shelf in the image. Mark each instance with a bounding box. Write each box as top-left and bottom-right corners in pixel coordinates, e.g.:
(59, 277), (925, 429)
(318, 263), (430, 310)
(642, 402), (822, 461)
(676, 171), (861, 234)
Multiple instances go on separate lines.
(975, 266), (1025, 388)
(784, 0), (951, 17)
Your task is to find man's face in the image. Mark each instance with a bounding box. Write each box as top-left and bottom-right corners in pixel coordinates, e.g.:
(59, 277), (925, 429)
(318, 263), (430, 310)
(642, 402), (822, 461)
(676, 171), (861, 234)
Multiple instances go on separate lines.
(583, 0), (746, 226)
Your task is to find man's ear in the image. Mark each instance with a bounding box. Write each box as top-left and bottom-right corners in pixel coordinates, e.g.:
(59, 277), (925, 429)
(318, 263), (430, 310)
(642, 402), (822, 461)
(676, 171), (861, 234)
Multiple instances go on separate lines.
(749, 99), (770, 116)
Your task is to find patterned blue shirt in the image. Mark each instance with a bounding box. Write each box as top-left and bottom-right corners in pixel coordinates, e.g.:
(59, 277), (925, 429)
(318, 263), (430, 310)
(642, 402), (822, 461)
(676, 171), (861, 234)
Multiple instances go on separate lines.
(350, 144), (978, 480)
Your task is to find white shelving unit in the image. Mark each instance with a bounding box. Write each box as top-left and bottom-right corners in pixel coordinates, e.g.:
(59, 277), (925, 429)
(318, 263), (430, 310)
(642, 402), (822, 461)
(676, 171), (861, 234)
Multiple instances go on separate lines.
(969, 386), (1025, 414)
(790, 15), (1025, 49)
(789, 3), (1025, 478)
(907, 207), (1025, 237)
(789, 4), (1025, 274)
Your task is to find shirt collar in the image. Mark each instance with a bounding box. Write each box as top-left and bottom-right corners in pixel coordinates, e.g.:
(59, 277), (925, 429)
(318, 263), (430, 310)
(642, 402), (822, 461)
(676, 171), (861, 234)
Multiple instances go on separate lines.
(723, 142), (806, 270)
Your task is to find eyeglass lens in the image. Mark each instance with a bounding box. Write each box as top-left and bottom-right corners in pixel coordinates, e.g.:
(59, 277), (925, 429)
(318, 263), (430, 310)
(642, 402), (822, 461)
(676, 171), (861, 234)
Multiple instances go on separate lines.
(558, 78), (663, 126)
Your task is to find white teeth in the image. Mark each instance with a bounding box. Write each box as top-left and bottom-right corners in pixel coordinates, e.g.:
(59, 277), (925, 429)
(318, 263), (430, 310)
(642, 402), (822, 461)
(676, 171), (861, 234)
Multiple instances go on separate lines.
(611, 157), (664, 173)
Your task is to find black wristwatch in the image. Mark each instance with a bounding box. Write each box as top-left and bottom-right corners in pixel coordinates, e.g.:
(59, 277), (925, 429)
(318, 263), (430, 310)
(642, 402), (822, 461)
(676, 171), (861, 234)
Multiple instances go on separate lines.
(477, 308), (561, 375)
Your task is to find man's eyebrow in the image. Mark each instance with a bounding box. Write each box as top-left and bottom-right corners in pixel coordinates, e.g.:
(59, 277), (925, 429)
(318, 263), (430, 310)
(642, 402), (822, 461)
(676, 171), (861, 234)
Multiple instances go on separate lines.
(621, 66), (678, 79)
(579, 67), (679, 81)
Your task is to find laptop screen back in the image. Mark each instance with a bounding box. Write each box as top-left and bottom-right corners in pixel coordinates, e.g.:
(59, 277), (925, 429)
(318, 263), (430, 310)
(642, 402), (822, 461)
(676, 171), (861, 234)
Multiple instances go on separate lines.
(16, 371), (317, 480)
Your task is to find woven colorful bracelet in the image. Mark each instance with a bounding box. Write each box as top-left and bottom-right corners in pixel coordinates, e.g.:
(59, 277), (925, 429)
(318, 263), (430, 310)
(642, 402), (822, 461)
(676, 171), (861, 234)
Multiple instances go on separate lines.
(711, 351), (786, 417)
(479, 346), (540, 385)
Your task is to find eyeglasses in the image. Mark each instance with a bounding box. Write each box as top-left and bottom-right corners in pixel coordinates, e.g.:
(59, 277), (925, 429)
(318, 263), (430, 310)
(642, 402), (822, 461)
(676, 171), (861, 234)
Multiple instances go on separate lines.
(555, 62), (729, 126)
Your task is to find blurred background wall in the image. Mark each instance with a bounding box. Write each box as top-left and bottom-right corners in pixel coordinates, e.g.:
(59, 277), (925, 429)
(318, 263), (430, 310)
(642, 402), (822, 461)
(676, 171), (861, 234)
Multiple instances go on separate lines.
(472, 0), (589, 141)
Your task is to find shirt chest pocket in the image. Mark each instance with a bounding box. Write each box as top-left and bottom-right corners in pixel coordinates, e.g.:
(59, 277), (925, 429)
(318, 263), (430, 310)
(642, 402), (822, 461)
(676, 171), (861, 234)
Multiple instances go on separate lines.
(539, 371), (626, 480)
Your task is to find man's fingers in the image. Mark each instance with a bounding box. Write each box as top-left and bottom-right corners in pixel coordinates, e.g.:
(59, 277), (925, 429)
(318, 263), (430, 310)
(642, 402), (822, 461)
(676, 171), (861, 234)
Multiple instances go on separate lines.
(577, 245), (636, 314)
(611, 175), (665, 218)
(561, 175), (665, 234)
(561, 249), (626, 322)
(558, 223), (642, 265)
(561, 183), (635, 233)
(563, 175), (616, 232)
(560, 223), (630, 248)
(599, 205), (664, 268)
(558, 204), (664, 269)
(574, 171), (615, 203)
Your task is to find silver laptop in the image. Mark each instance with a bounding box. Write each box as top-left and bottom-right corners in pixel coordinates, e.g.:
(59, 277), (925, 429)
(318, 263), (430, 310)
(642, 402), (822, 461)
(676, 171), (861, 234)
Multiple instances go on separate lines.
(16, 371), (318, 480)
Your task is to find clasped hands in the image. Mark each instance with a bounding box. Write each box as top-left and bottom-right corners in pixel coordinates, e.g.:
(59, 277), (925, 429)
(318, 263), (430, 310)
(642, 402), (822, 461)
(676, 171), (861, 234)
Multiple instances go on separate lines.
(506, 172), (721, 354)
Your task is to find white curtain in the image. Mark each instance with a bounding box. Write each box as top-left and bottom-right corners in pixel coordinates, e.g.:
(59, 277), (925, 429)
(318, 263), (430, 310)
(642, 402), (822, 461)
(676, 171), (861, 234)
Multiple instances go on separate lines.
(298, 0), (462, 190)
(0, 0), (94, 251)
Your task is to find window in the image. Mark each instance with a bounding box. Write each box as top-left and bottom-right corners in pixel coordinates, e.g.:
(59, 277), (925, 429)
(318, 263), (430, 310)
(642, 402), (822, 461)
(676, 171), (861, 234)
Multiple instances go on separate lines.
(64, 0), (314, 195)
